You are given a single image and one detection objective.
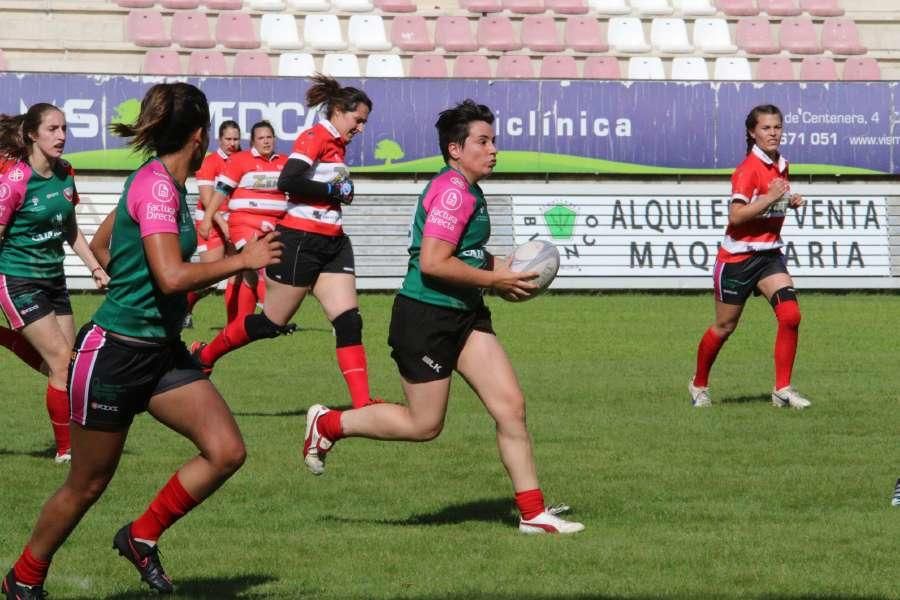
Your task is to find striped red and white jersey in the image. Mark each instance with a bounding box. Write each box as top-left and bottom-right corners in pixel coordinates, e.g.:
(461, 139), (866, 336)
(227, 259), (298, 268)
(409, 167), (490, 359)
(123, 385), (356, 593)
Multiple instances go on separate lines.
(194, 148), (229, 220)
(217, 147), (287, 218)
(281, 120), (348, 237)
(718, 145), (790, 263)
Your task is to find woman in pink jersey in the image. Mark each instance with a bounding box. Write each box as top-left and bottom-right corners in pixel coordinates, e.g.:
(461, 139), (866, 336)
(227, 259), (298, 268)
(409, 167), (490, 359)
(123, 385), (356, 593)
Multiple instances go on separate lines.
(0, 103), (109, 464)
(689, 104), (810, 410)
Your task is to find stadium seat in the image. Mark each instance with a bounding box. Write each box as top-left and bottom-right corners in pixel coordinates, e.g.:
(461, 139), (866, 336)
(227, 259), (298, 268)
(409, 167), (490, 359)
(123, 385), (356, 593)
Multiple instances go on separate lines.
(143, 50), (182, 74)
(713, 56), (752, 79)
(627, 57), (664, 79)
(215, 12), (260, 49)
(288, 0), (330, 9)
(671, 56), (708, 79)
(799, 56), (837, 79)
(333, 0), (375, 11)
(821, 18), (865, 55)
(233, 51), (273, 75)
(799, 0), (843, 16)
(522, 15), (564, 51)
(188, 50), (228, 75)
(322, 53), (361, 76)
(365, 53), (403, 76)
(541, 55), (578, 77)
(673, 0), (716, 16)
(391, 15), (434, 51)
(693, 18), (737, 53)
(348, 15), (391, 51)
(205, 0), (245, 9)
(304, 15), (347, 50)
(756, 55), (794, 79)
(161, 0), (200, 8)
(544, 0), (588, 14)
(633, 0), (674, 15)
(502, 0), (546, 13)
(172, 11), (215, 48)
(780, 17), (821, 54)
(583, 55), (621, 78)
(248, 0), (286, 9)
(435, 17), (478, 52)
(715, 0), (758, 16)
(650, 18), (692, 53)
(608, 17), (652, 52)
(758, 0), (800, 16)
(461, 0), (503, 13)
(409, 54), (448, 77)
(564, 16), (608, 52)
(374, 0), (416, 11)
(127, 10), (170, 48)
(277, 52), (316, 75)
(118, 0), (155, 7)
(588, 0), (630, 14)
(841, 57), (880, 80)
(496, 55), (535, 78)
(260, 14), (303, 50)
(736, 16), (779, 54)
(453, 55), (491, 77)
(477, 15), (522, 52)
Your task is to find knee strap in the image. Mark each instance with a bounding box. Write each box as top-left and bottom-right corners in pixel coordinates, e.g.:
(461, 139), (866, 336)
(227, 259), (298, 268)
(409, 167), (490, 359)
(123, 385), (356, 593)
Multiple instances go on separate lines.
(332, 308), (362, 348)
(769, 286), (797, 308)
(771, 289), (801, 329)
(245, 313), (296, 340)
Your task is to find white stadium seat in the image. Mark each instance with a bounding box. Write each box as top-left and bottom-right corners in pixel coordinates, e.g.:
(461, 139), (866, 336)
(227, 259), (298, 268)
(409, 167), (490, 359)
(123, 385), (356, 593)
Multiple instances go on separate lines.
(365, 53), (404, 77)
(608, 17), (652, 53)
(348, 15), (391, 51)
(627, 56), (665, 79)
(588, 0), (630, 14)
(248, 0), (286, 9)
(692, 18), (738, 53)
(261, 14), (303, 50)
(323, 53), (361, 76)
(277, 52), (316, 76)
(632, 0), (673, 15)
(671, 56), (708, 79)
(333, 0), (375, 10)
(304, 14), (347, 50)
(714, 56), (752, 80)
(673, 0), (716, 15)
(288, 0), (330, 9)
(650, 18), (693, 53)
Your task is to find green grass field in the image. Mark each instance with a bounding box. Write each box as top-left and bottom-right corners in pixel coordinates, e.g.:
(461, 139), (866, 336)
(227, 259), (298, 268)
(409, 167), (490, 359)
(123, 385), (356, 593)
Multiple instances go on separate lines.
(1, 293), (898, 599)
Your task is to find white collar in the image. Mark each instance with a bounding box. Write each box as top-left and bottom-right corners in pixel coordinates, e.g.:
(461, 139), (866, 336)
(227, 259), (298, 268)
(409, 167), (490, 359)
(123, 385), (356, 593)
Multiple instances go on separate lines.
(216, 148), (229, 160)
(250, 147), (279, 160)
(321, 120), (341, 139)
(752, 144), (787, 173)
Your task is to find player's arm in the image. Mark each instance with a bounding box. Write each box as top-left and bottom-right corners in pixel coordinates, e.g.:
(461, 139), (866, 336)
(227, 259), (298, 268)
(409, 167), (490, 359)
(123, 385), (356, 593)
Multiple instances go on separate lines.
(277, 159), (354, 204)
(199, 184), (231, 239)
(728, 172), (789, 226)
(89, 209), (115, 269)
(420, 237), (536, 299)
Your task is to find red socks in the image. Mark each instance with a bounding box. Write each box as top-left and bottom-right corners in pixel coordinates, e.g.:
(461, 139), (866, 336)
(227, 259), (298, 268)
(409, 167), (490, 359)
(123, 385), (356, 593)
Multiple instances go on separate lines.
(693, 327), (726, 388)
(12, 547), (50, 587)
(515, 489), (545, 520)
(46, 385), (70, 455)
(224, 279), (238, 323)
(336, 345), (372, 408)
(316, 409), (344, 441)
(131, 473), (199, 543)
(0, 326), (44, 372)
(774, 300), (801, 389)
(199, 314), (251, 366)
(235, 280), (258, 322)
(186, 290), (200, 313)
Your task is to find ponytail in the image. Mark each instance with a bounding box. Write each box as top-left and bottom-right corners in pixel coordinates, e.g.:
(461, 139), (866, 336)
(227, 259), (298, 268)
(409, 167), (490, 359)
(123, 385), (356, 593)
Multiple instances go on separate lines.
(305, 73), (372, 119)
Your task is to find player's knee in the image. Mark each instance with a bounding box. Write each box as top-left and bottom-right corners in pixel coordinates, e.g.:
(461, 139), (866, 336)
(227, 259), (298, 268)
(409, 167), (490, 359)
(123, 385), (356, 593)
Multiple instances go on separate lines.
(245, 313), (290, 340)
(210, 439), (247, 476)
(713, 321), (738, 338)
(414, 423), (443, 442)
(771, 287), (801, 329)
(332, 308), (362, 348)
(67, 474), (113, 508)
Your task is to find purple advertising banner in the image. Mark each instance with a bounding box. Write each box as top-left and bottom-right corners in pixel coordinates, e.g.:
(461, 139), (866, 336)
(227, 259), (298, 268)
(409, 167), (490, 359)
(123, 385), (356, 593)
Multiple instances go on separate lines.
(0, 74), (895, 174)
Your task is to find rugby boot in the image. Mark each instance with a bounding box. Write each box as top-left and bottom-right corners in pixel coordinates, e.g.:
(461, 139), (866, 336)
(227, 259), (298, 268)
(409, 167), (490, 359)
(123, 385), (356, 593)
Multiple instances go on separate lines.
(2, 570), (46, 600)
(188, 341), (213, 376)
(519, 511), (585, 535)
(771, 386), (811, 409)
(112, 524), (174, 594)
(688, 378), (712, 408)
(302, 404), (334, 475)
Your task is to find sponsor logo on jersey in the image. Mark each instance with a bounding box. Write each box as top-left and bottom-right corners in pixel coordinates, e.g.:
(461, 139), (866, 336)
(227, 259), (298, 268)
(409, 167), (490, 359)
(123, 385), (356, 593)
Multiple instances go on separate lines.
(0, 183), (10, 201)
(7, 168), (24, 182)
(63, 187), (75, 202)
(46, 191), (59, 200)
(91, 402), (120, 413)
(152, 180), (174, 202)
(439, 188), (462, 211)
(450, 176), (465, 188)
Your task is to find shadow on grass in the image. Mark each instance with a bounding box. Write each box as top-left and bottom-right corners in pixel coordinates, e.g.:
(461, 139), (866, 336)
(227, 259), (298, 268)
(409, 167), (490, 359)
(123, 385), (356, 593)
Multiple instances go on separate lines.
(72, 574), (278, 600)
(719, 393), (771, 405)
(0, 444), (57, 459)
(323, 497), (516, 527)
(233, 409), (308, 418)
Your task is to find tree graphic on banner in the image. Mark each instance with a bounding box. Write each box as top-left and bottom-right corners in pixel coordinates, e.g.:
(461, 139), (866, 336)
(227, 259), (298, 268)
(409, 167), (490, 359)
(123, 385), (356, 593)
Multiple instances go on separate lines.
(374, 139), (404, 165)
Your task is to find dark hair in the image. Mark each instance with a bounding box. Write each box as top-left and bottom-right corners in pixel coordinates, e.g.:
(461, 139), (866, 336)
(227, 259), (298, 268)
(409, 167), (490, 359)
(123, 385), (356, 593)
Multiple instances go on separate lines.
(218, 119), (240, 138)
(745, 104), (783, 155)
(0, 103), (63, 162)
(306, 74), (372, 119)
(435, 100), (495, 164)
(111, 83), (209, 156)
(250, 120), (275, 141)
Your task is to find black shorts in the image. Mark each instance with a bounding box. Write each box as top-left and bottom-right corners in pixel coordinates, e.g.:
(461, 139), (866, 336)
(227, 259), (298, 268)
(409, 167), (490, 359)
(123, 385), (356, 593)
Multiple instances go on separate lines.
(68, 322), (207, 430)
(388, 294), (495, 383)
(0, 273), (72, 330)
(265, 225), (355, 288)
(713, 250), (789, 305)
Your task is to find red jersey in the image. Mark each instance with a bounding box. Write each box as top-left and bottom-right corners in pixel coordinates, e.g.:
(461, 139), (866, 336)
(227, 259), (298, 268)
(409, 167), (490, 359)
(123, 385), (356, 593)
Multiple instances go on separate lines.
(194, 148), (230, 220)
(217, 147), (287, 218)
(281, 121), (348, 237)
(717, 145), (790, 263)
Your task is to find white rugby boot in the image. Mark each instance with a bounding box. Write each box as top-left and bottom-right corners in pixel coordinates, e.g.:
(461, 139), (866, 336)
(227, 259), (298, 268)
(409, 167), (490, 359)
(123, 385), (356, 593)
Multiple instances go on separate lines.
(689, 378), (711, 408)
(302, 404), (334, 475)
(771, 386), (811, 410)
(519, 510), (585, 535)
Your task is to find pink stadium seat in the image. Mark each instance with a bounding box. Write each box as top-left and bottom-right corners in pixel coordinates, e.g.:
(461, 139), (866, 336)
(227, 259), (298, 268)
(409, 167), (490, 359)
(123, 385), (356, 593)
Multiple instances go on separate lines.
(162, 0), (201, 8)
(477, 15), (522, 51)
(118, 0), (156, 7)
(233, 51), (272, 75)
(842, 57), (880, 80)
(127, 10), (171, 47)
(564, 16), (608, 52)
(545, 0), (588, 13)
(374, 0), (416, 11)
(540, 55), (578, 78)
(172, 11), (215, 48)
(188, 50), (228, 75)
(496, 55), (534, 78)
(205, 0), (245, 8)
(142, 50), (183, 74)
(453, 55), (491, 77)
(758, 0), (800, 16)
(216, 12), (260, 49)
(461, 0), (503, 12)
(799, 0), (843, 16)
(756, 56), (794, 79)
(583, 55), (620, 78)
(715, 0), (758, 16)
(391, 15), (434, 51)
(736, 17), (779, 54)
(502, 0), (546, 14)
(521, 15), (564, 51)
(435, 17), (479, 52)
(779, 17), (821, 54)
(410, 54), (448, 77)
(799, 56), (837, 80)
(821, 18), (865, 54)
(0, 50), (8, 71)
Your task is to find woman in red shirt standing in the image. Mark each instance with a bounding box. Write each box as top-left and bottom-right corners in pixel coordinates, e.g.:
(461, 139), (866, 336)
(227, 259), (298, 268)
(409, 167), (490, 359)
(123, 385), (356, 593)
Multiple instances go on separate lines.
(689, 104), (810, 410)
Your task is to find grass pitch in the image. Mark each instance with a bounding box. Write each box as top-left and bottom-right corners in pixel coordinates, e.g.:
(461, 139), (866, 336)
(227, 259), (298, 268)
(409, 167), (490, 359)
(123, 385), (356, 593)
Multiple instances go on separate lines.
(1, 292), (898, 599)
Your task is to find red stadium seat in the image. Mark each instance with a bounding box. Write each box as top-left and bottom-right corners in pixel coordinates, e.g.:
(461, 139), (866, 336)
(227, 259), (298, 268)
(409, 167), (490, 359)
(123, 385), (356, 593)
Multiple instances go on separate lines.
(205, 0), (245, 8)
(736, 16), (779, 54)
(477, 15), (522, 51)
(821, 18), (865, 55)
(435, 17), (478, 52)
(391, 15), (435, 51)
(118, 0), (156, 7)
(461, 0), (503, 13)
(521, 15), (564, 52)
(564, 16), (608, 52)
(142, 50), (183, 74)
(758, 0), (800, 16)
(409, 54), (448, 77)
(172, 11), (215, 48)
(374, 0), (416, 12)
(544, 0), (588, 14)
(189, 50), (228, 75)
(161, 0), (201, 8)
(216, 12), (260, 49)
(233, 51), (272, 75)
(756, 56), (794, 79)
(779, 17), (821, 54)
(799, 56), (837, 80)
(799, 0), (843, 16)
(496, 55), (534, 78)
(127, 10), (171, 48)
(842, 57), (880, 81)
(583, 55), (620, 78)
(715, 0), (758, 16)
(453, 55), (491, 77)
(540, 55), (578, 78)
(502, 0), (546, 14)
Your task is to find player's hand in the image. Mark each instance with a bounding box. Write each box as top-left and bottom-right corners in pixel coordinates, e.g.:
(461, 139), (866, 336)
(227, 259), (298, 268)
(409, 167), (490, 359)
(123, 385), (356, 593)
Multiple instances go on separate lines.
(213, 212), (230, 241)
(91, 266), (110, 290)
(197, 217), (213, 240)
(328, 178), (354, 205)
(241, 231), (282, 270)
(765, 178), (789, 205)
(788, 193), (804, 209)
(491, 256), (538, 301)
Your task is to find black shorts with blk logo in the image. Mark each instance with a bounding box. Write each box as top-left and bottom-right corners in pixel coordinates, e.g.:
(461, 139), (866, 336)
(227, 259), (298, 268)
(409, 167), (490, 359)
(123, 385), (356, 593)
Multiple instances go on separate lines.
(713, 250), (789, 305)
(0, 273), (71, 330)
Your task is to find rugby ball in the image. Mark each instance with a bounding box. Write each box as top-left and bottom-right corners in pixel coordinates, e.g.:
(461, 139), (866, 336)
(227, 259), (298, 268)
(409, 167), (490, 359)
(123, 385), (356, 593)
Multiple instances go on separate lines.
(505, 240), (560, 302)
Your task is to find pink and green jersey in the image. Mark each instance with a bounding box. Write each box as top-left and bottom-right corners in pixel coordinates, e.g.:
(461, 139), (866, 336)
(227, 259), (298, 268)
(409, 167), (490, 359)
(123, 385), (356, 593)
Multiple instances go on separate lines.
(0, 159), (79, 279)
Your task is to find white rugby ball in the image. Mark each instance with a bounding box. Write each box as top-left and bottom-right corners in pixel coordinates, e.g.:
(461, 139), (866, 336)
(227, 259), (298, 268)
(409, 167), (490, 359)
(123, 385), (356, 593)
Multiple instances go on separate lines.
(505, 240), (560, 302)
